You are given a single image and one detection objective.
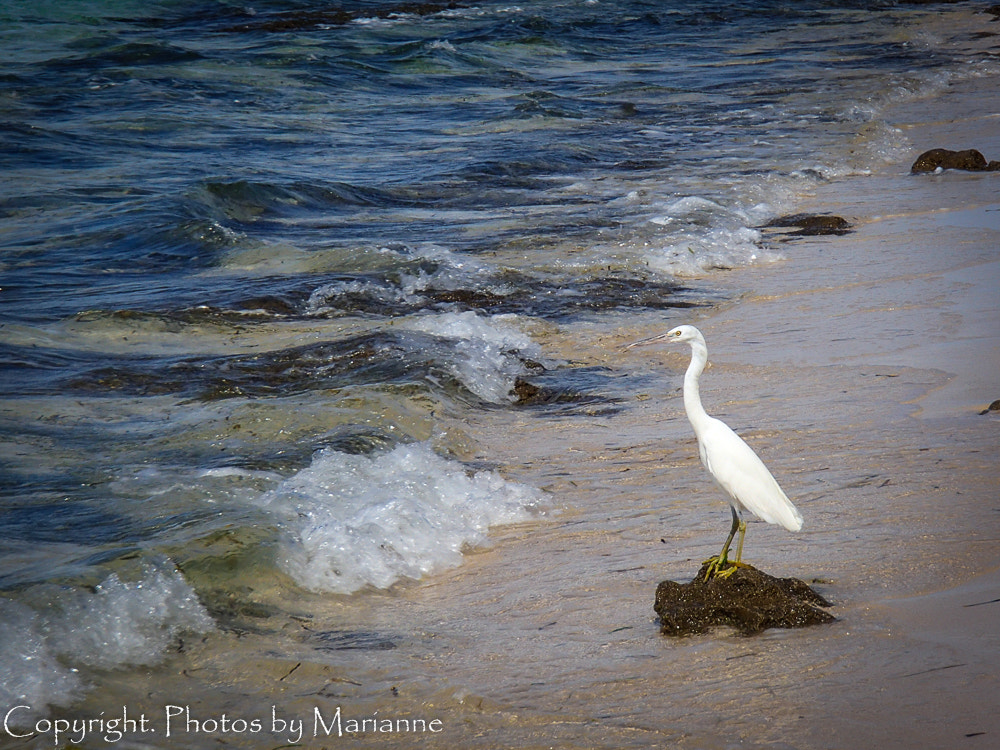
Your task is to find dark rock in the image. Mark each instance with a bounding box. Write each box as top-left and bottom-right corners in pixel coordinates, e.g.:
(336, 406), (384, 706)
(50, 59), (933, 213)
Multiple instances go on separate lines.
(910, 148), (991, 174)
(511, 376), (611, 409)
(979, 399), (1000, 415)
(513, 377), (543, 403)
(235, 296), (299, 316)
(654, 562), (835, 636)
(429, 288), (510, 308)
(762, 213), (852, 236)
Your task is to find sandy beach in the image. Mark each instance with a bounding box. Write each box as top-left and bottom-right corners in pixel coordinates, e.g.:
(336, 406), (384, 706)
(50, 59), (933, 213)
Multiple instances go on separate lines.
(32, 47), (1000, 750)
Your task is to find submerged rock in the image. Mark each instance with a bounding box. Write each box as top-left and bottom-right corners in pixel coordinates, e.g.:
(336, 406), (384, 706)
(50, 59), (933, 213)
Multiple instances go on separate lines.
(512, 377), (543, 403)
(761, 213), (852, 236)
(654, 562), (835, 636)
(910, 148), (1000, 173)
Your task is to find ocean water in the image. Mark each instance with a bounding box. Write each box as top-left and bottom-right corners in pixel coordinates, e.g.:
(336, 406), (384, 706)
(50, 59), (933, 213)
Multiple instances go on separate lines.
(1, 0), (997, 732)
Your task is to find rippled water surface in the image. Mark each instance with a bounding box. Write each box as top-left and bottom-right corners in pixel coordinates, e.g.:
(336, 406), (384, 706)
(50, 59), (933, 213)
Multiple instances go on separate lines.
(2, 0), (998, 738)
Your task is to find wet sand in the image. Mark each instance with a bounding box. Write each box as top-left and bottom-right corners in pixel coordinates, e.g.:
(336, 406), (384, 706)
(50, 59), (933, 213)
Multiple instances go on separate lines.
(49, 68), (1000, 750)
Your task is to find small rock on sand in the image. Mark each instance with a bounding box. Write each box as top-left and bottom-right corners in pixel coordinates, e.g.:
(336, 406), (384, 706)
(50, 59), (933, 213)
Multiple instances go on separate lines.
(910, 148), (1000, 173)
(654, 562), (835, 636)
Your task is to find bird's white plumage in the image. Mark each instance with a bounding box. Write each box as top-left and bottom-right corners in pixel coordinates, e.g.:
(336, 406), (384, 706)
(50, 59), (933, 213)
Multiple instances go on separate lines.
(696, 416), (802, 531)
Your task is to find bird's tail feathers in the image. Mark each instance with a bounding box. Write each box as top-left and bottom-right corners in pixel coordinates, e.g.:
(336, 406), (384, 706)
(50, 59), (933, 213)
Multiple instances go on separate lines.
(747, 487), (803, 531)
(774, 500), (803, 532)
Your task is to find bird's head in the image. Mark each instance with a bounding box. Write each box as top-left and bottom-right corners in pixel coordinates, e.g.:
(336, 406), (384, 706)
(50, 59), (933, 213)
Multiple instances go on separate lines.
(624, 324), (703, 349)
(664, 325), (701, 343)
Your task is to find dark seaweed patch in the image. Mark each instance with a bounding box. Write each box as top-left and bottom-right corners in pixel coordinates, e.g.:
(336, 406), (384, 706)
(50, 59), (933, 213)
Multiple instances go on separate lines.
(512, 366), (622, 415)
(313, 427), (399, 456)
(311, 630), (398, 651)
(308, 272), (707, 321)
(43, 41), (203, 72)
(197, 179), (424, 224)
(66, 332), (449, 401)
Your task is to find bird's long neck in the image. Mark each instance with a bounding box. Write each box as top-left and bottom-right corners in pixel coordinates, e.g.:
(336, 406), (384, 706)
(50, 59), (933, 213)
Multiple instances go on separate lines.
(683, 337), (712, 434)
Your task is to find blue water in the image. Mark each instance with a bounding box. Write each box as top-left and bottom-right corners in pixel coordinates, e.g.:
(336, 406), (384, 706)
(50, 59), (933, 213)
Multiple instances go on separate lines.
(1, 0), (995, 725)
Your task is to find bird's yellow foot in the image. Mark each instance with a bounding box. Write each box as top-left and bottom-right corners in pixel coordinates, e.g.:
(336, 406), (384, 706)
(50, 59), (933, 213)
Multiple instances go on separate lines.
(712, 562), (742, 579)
(702, 556), (748, 580)
(702, 555), (728, 580)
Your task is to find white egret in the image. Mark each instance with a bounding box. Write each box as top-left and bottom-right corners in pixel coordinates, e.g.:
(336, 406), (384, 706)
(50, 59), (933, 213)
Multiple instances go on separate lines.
(627, 325), (802, 579)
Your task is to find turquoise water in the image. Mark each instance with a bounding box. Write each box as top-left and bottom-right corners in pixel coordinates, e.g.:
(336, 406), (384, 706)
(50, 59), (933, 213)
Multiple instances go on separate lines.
(1, 0), (996, 727)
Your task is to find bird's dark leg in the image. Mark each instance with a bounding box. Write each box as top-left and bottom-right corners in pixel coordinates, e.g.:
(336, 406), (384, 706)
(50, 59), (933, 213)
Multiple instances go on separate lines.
(703, 506), (742, 580)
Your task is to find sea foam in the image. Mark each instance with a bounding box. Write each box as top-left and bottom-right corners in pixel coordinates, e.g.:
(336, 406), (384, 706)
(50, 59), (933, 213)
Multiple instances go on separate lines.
(0, 564), (212, 722)
(401, 310), (543, 403)
(646, 225), (781, 277)
(258, 442), (546, 594)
